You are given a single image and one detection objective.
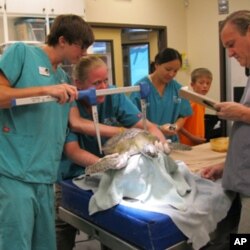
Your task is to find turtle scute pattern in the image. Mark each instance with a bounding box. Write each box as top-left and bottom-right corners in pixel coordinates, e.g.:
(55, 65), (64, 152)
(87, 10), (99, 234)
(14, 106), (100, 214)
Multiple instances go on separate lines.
(85, 128), (170, 175)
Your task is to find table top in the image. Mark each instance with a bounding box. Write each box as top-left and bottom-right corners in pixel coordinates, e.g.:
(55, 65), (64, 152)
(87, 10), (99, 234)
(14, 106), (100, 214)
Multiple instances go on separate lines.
(170, 142), (227, 173)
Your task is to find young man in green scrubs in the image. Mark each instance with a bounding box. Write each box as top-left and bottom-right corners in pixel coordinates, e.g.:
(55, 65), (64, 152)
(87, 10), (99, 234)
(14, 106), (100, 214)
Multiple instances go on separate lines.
(0, 14), (94, 250)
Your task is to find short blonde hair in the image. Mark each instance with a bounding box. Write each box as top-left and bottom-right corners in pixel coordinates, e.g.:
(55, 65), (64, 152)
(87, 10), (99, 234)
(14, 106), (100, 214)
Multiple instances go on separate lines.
(191, 68), (213, 83)
(73, 55), (106, 82)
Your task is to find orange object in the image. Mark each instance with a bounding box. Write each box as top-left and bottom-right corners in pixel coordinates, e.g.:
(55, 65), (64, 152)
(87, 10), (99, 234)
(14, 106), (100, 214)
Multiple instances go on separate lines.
(179, 101), (205, 146)
(210, 137), (229, 152)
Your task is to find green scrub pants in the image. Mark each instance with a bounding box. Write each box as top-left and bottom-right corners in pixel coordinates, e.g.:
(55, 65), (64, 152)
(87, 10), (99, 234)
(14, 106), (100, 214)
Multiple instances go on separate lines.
(0, 175), (56, 250)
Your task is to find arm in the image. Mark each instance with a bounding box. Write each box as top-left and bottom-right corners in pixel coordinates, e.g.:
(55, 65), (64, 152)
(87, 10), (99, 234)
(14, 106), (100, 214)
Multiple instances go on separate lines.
(159, 117), (186, 137)
(179, 127), (206, 145)
(0, 72), (78, 108)
(69, 106), (125, 137)
(132, 119), (166, 142)
(64, 141), (99, 167)
(215, 102), (250, 123)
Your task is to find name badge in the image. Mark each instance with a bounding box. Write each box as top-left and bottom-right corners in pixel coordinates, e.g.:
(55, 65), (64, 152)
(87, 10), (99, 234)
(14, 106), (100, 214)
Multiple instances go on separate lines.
(39, 66), (50, 76)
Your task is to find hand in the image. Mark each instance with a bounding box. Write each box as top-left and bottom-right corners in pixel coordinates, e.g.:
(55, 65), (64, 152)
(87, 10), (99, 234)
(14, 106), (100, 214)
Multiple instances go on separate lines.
(200, 162), (224, 181)
(215, 102), (249, 122)
(46, 83), (78, 104)
(159, 123), (177, 136)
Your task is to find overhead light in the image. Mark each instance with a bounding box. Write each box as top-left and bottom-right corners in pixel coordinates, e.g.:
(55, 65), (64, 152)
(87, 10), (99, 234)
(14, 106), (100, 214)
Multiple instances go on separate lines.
(122, 28), (152, 33)
(218, 0), (229, 15)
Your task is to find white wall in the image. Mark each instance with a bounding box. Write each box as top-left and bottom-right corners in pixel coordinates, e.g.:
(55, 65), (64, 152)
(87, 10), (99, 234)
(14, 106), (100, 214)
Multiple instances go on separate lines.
(186, 0), (250, 107)
(85, 0), (188, 84)
(85, 0), (250, 102)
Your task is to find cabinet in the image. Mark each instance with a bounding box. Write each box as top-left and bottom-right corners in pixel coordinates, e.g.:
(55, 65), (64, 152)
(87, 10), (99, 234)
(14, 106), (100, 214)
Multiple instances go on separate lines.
(5, 0), (46, 16)
(0, 0), (85, 44)
(47, 0), (85, 17)
(5, 0), (85, 17)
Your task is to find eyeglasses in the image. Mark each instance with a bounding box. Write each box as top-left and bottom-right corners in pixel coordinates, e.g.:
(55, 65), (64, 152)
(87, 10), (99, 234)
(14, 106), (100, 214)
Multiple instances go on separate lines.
(91, 78), (109, 86)
(72, 42), (86, 50)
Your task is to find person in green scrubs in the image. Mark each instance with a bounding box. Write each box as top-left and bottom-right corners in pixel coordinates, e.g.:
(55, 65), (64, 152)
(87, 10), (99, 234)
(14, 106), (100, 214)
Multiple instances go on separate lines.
(130, 48), (192, 142)
(56, 55), (167, 250)
(0, 14), (94, 250)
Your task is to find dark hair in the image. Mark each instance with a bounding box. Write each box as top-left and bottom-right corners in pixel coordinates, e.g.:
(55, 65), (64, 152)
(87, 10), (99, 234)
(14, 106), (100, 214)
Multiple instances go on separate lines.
(154, 48), (182, 66)
(220, 10), (250, 35)
(149, 61), (156, 73)
(47, 14), (94, 48)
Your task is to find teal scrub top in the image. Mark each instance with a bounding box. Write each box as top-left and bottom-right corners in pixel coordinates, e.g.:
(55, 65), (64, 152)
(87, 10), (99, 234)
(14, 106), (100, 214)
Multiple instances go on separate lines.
(0, 42), (72, 184)
(130, 76), (192, 141)
(58, 91), (142, 181)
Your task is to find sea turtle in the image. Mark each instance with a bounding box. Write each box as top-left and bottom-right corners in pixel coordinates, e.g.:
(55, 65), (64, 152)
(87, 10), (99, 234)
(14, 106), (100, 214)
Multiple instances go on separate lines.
(85, 128), (171, 175)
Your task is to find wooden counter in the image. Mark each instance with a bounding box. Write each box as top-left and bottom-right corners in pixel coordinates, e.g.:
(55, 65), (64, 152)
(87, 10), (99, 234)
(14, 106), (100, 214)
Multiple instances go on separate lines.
(171, 142), (227, 173)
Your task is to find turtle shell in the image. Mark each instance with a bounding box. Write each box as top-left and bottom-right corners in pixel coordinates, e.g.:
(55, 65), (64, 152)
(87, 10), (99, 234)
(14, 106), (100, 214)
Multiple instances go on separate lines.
(103, 128), (158, 155)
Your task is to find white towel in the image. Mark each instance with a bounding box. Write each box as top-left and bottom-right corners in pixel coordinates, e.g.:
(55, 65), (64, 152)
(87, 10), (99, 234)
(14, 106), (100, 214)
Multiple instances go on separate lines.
(73, 153), (234, 250)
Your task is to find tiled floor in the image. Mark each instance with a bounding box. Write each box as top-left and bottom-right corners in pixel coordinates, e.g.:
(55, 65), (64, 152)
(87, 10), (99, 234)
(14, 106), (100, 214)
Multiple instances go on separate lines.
(74, 231), (101, 250)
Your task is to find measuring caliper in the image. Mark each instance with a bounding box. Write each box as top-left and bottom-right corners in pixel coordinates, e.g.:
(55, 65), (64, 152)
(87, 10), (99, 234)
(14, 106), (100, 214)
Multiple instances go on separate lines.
(11, 83), (150, 154)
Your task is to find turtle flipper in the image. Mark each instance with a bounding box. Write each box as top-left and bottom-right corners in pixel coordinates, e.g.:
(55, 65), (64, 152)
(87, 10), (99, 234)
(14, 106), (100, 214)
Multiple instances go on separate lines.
(141, 143), (159, 159)
(85, 153), (129, 175)
(154, 141), (172, 155)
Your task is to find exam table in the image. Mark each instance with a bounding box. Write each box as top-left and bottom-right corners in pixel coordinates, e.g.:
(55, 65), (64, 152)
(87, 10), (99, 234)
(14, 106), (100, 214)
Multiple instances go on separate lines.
(59, 178), (190, 250)
(59, 143), (235, 250)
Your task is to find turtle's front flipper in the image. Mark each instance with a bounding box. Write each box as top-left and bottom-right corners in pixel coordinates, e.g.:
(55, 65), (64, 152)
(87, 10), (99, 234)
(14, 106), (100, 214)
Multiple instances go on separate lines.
(154, 141), (172, 155)
(85, 153), (129, 175)
(141, 143), (159, 159)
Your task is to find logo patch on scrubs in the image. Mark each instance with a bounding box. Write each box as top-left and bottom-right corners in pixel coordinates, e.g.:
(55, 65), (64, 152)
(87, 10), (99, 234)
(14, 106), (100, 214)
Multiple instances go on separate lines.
(39, 66), (50, 76)
(2, 126), (10, 133)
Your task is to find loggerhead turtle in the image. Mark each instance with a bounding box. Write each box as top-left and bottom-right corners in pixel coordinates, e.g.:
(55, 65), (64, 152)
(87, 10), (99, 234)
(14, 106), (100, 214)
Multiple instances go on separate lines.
(85, 128), (171, 175)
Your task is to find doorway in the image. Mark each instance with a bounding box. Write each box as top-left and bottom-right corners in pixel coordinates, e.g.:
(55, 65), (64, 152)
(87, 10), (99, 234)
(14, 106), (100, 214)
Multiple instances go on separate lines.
(89, 22), (167, 87)
(219, 22), (249, 136)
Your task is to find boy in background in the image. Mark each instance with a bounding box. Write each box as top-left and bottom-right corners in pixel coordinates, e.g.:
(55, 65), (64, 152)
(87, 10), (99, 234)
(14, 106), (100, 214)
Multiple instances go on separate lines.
(179, 68), (213, 146)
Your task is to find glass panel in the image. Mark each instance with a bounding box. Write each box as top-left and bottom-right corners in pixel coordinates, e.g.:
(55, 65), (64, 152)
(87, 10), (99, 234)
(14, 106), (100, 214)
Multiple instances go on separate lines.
(122, 43), (149, 86)
(130, 44), (149, 85)
(91, 41), (112, 54)
(88, 41), (114, 85)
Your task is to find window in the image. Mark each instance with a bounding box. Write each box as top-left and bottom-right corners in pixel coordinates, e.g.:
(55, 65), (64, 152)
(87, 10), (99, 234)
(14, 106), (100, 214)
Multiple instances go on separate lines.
(122, 43), (150, 86)
(88, 40), (114, 85)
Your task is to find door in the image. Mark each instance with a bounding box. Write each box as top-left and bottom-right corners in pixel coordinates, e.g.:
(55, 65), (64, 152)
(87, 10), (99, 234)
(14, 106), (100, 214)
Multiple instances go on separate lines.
(225, 55), (248, 134)
(90, 24), (166, 88)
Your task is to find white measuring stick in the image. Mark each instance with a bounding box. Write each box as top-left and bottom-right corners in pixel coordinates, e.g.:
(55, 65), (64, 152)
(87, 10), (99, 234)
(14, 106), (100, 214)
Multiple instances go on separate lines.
(11, 85), (149, 154)
(95, 86), (141, 96)
(92, 105), (102, 154)
(11, 86), (143, 107)
(11, 95), (57, 106)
